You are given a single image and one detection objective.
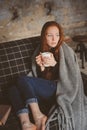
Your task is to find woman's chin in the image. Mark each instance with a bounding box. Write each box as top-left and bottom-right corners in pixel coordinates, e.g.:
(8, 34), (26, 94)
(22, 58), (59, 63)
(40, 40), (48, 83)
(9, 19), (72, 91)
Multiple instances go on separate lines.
(51, 45), (57, 48)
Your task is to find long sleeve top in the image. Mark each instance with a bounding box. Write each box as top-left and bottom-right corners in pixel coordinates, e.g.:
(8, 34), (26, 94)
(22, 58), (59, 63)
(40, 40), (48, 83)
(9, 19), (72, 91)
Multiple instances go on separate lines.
(36, 48), (59, 81)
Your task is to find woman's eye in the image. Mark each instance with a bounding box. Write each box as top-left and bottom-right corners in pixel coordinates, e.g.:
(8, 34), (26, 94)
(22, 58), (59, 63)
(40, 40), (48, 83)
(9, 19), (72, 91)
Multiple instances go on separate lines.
(47, 34), (52, 37)
(56, 34), (60, 37)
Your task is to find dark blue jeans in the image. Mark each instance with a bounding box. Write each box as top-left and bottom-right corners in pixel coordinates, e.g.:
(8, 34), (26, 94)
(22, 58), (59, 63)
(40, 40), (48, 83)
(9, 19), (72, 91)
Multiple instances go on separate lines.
(8, 76), (57, 115)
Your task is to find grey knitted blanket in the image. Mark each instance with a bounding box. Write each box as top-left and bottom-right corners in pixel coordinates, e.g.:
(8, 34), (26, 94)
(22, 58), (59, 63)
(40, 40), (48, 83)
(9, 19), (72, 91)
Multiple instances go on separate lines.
(56, 43), (87, 130)
(28, 43), (87, 130)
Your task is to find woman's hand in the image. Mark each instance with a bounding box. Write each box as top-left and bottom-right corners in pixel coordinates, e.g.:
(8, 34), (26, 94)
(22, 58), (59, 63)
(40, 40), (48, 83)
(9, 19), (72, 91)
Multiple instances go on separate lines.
(42, 53), (57, 67)
(36, 54), (45, 71)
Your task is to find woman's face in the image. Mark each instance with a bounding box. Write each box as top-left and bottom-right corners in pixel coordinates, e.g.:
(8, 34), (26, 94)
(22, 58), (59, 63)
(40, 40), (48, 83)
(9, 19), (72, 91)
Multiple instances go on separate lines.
(45, 26), (60, 48)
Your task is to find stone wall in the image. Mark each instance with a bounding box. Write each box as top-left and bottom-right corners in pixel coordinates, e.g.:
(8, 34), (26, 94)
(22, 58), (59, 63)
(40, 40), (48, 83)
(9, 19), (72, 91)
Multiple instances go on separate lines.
(0, 0), (87, 43)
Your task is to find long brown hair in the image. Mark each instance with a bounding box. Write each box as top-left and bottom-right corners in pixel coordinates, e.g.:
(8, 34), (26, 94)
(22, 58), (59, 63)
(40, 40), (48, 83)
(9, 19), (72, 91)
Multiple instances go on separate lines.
(39, 21), (64, 80)
(40, 21), (64, 57)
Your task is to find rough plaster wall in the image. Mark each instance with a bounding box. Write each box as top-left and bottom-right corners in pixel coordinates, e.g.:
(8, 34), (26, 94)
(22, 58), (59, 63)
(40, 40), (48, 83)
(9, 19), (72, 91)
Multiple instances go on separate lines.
(0, 0), (55, 43)
(0, 0), (87, 43)
(53, 0), (87, 36)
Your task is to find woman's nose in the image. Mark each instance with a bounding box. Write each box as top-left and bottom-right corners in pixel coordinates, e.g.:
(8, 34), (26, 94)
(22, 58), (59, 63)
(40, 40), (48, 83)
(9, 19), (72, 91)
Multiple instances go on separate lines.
(52, 36), (55, 41)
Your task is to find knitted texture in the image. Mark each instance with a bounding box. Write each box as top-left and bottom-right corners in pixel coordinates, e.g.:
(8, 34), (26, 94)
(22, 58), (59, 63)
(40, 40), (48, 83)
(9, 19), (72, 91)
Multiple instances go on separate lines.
(29, 42), (87, 130)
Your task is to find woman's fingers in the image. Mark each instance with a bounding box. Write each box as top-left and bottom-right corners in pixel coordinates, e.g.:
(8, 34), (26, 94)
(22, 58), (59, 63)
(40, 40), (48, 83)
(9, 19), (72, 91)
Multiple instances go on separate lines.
(36, 55), (43, 66)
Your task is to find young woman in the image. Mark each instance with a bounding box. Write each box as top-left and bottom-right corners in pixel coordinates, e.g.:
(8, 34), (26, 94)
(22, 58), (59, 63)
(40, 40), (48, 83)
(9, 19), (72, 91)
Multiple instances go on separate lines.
(8, 21), (86, 130)
(8, 21), (63, 130)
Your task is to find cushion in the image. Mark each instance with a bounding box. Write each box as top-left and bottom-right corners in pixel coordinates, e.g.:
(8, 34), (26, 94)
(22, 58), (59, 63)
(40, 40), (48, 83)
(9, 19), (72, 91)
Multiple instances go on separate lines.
(0, 36), (40, 92)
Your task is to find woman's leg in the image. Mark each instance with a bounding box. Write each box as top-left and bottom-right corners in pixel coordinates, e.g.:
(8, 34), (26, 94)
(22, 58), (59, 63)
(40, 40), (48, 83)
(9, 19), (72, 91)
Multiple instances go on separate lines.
(17, 76), (57, 130)
(29, 102), (47, 130)
(18, 113), (36, 130)
(8, 86), (36, 130)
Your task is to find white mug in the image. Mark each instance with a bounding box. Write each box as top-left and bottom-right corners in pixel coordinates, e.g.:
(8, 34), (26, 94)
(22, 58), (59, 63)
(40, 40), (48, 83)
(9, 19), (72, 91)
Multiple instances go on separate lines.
(41, 52), (51, 67)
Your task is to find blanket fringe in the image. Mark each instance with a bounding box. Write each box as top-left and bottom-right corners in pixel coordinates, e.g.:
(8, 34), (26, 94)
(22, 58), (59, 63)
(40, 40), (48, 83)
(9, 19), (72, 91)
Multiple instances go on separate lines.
(57, 106), (74, 130)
